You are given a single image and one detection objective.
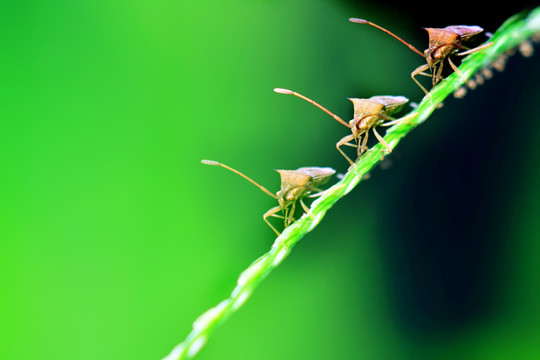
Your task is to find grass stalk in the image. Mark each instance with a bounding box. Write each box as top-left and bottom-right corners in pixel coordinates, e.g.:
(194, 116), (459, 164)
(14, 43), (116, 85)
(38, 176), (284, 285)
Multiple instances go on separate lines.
(163, 8), (540, 359)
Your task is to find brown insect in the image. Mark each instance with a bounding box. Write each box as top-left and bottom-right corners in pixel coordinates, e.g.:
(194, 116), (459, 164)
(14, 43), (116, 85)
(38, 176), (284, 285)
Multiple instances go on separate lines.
(349, 18), (492, 94)
(201, 160), (335, 235)
(274, 88), (408, 164)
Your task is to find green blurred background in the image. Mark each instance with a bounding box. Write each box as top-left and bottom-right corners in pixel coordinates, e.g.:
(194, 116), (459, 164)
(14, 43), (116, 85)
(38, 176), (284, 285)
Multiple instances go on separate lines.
(1, 1), (540, 359)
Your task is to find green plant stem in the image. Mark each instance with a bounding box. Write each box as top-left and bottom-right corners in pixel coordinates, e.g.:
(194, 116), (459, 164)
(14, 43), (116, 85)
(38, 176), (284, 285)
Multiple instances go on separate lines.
(162, 8), (540, 360)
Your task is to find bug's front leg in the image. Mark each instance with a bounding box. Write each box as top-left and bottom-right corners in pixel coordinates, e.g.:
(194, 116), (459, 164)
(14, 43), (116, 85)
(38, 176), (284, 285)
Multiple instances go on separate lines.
(336, 134), (357, 165)
(263, 206), (283, 236)
(447, 57), (467, 82)
(358, 130), (369, 157)
(411, 63), (431, 95)
(433, 60), (445, 86)
(372, 127), (392, 154)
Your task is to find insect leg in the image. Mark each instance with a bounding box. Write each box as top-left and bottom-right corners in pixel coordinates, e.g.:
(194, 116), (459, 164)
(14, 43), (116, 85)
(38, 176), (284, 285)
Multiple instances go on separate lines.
(300, 199), (310, 214)
(447, 57), (467, 81)
(358, 130), (369, 157)
(411, 64), (431, 95)
(457, 42), (493, 56)
(286, 202), (296, 226)
(372, 127), (392, 153)
(381, 112), (418, 127)
(380, 116), (404, 127)
(336, 134), (357, 165)
(416, 71), (433, 77)
(342, 141), (358, 148)
(308, 191), (324, 198)
(433, 61), (445, 86)
(263, 206), (284, 236)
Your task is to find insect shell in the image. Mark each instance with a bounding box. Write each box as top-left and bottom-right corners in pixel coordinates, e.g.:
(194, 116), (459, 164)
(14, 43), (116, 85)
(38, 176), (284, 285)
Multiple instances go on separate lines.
(348, 95), (409, 135)
(276, 167), (335, 212)
(424, 25), (484, 67)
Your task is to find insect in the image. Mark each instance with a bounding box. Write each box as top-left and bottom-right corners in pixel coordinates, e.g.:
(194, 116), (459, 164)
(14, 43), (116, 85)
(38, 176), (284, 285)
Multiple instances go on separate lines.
(274, 88), (408, 165)
(201, 160), (335, 236)
(349, 18), (492, 94)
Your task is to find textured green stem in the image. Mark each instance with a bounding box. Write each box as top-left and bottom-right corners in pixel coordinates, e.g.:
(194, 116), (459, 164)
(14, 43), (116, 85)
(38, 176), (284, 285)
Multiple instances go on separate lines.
(163, 8), (540, 360)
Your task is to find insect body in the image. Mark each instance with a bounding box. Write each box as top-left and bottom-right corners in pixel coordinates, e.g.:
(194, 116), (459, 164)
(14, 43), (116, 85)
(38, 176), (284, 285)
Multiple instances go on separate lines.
(274, 88), (408, 164)
(201, 160), (335, 236)
(349, 19), (491, 94)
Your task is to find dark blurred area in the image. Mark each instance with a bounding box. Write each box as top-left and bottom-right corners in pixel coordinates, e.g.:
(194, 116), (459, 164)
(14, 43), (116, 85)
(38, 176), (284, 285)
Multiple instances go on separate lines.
(343, 0), (540, 342)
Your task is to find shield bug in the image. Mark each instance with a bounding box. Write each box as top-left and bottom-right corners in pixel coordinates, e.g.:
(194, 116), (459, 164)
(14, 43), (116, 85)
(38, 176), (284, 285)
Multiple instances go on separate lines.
(201, 160), (335, 236)
(274, 88), (408, 165)
(349, 18), (492, 94)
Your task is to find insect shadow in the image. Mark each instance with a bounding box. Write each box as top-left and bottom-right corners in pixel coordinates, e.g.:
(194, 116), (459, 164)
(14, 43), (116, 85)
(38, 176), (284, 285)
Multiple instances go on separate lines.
(275, 88), (408, 165)
(349, 18), (492, 94)
(202, 160), (335, 235)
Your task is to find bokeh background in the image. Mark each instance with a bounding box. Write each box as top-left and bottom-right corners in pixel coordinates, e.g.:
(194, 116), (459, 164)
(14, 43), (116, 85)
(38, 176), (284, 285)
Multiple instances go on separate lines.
(2, 1), (540, 359)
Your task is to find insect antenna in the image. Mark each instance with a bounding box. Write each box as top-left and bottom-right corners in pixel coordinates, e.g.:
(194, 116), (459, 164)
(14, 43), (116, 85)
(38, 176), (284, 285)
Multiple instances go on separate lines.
(349, 18), (425, 57)
(201, 160), (277, 199)
(274, 88), (349, 127)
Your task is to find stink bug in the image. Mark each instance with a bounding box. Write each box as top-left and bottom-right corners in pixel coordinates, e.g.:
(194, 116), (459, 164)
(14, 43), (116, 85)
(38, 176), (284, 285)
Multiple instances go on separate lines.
(201, 160), (335, 235)
(274, 88), (408, 164)
(349, 19), (492, 94)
